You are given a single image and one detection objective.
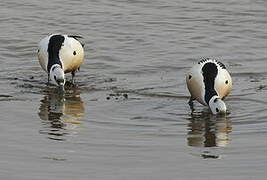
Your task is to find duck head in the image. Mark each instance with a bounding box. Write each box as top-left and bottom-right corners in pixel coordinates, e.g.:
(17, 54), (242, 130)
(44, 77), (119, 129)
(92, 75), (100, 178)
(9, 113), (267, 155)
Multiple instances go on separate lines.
(49, 64), (65, 92)
(208, 96), (226, 114)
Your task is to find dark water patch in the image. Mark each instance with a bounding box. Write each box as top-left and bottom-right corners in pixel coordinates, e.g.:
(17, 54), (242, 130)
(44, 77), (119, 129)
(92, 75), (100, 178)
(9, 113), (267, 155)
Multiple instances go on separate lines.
(0, 93), (30, 102)
(0, 95), (21, 102)
(106, 92), (129, 101)
(5, 72), (118, 96)
(130, 115), (180, 123)
(201, 152), (220, 159)
(42, 156), (67, 161)
(111, 88), (187, 99)
(0, 94), (13, 98)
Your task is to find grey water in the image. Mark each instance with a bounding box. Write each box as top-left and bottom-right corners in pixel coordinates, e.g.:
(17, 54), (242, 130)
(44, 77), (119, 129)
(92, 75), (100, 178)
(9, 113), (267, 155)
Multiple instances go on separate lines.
(0, 0), (267, 179)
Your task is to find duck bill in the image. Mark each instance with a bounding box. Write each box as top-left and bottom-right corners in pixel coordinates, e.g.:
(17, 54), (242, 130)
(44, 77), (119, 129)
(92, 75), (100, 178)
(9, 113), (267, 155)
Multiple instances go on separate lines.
(217, 110), (227, 115)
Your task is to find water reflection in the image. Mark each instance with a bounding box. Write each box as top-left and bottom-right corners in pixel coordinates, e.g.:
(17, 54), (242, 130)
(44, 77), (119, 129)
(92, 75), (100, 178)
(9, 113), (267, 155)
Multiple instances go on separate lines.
(187, 111), (232, 148)
(38, 87), (85, 141)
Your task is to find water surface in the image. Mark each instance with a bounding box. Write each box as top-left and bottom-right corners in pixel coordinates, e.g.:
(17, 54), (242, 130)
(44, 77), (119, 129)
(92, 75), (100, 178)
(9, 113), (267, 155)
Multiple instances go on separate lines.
(0, 0), (267, 179)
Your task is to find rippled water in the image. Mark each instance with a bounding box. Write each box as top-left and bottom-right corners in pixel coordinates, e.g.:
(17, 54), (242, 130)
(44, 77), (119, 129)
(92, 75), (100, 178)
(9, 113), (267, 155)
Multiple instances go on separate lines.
(0, 0), (267, 179)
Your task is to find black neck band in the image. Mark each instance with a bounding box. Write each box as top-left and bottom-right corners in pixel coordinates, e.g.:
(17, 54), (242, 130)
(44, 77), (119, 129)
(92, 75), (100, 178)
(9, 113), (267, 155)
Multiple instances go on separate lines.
(202, 62), (218, 104)
(47, 35), (64, 72)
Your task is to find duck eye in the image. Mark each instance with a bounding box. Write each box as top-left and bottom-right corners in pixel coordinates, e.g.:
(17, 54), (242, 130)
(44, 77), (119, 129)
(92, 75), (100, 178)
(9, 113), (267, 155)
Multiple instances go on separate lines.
(216, 108), (219, 113)
(189, 75), (192, 80)
(225, 80), (228, 84)
(214, 98), (218, 103)
(73, 51), (76, 55)
(54, 75), (57, 81)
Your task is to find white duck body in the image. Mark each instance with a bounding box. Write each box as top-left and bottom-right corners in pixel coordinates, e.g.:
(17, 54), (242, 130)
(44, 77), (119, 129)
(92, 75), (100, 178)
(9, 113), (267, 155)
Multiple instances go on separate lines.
(37, 34), (84, 84)
(186, 58), (232, 113)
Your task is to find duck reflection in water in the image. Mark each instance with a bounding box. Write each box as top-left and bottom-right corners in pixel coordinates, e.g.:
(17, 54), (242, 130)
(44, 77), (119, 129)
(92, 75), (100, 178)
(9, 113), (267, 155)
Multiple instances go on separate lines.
(38, 87), (85, 141)
(187, 110), (232, 148)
